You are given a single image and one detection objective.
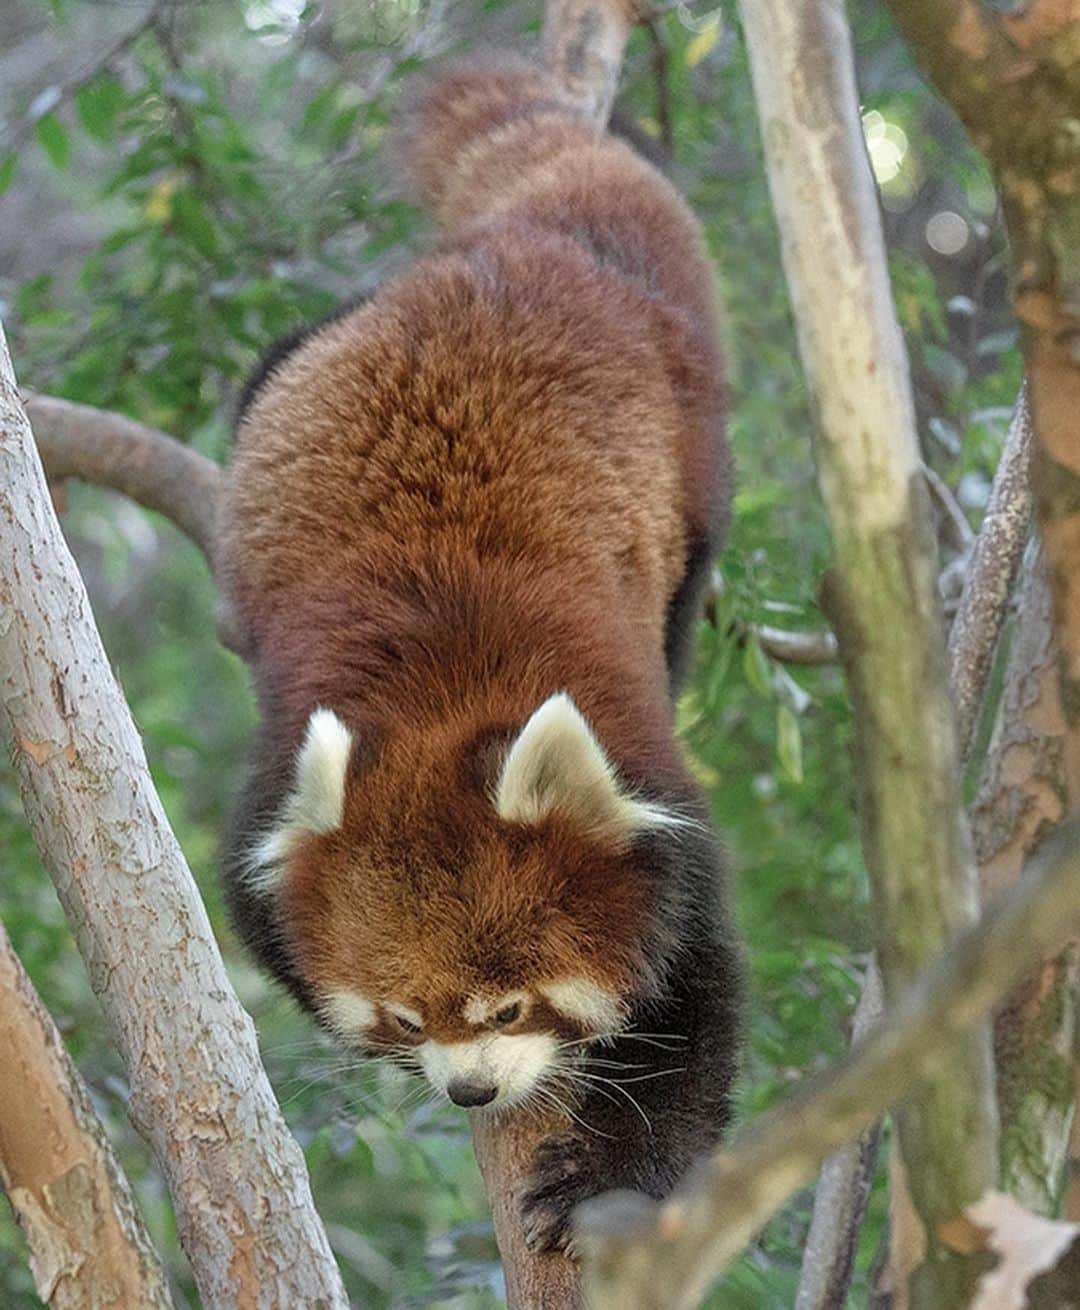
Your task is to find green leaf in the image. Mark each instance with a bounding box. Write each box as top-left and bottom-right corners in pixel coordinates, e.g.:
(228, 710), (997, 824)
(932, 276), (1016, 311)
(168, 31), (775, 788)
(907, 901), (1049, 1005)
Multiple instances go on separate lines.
(0, 152), (16, 194)
(76, 76), (125, 143)
(743, 634), (772, 696)
(777, 705), (804, 784)
(35, 113), (70, 170)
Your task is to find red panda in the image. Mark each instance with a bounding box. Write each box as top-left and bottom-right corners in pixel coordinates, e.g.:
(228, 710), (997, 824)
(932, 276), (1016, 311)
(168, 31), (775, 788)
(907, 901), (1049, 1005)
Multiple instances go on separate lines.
(219, 55), (744, 1252)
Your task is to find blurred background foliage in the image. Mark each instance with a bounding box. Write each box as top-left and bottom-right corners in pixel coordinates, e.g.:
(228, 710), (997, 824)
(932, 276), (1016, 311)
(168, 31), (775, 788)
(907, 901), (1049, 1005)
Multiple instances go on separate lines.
(0, 0), (1022, 1305)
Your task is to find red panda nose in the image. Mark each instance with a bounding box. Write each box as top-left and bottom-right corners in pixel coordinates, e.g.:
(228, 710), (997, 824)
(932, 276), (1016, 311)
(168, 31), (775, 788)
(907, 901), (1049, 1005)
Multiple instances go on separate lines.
(447, 1079), (498, 1107)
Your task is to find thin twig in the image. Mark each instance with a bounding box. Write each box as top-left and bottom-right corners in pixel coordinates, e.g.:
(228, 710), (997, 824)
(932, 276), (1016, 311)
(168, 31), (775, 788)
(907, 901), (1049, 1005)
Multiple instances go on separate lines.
(1, 2), (162, 155)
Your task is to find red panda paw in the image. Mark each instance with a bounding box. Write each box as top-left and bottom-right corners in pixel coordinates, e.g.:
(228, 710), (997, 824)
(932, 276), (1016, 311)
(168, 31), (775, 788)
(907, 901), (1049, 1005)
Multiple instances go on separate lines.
(518, 1134), (590, 1255)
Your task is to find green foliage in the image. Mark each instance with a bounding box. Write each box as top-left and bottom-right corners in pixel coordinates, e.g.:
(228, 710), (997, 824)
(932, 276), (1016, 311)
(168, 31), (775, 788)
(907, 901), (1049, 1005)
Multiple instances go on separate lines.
(0, 0), (1022, 1305)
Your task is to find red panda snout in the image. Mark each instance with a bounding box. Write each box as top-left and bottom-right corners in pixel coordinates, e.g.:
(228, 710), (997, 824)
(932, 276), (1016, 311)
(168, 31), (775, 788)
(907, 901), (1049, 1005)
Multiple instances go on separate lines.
(320, 981), (626, 1107)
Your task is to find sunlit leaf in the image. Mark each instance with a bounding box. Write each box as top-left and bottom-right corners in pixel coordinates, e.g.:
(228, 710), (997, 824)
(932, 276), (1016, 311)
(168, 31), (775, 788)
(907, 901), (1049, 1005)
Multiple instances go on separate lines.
(685, 21), (719, 68)
(777, 705), (803, 784)
(34, 113), (70, 170)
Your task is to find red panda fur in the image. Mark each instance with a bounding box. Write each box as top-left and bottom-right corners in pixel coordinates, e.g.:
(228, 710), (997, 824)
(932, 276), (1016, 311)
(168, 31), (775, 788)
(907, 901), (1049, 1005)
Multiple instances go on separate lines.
(220, 55), (742, 1251)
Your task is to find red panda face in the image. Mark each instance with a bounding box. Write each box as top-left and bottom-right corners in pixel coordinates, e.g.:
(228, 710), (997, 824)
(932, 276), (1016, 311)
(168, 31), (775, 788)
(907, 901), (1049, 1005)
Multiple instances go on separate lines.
(247, 694), (687, 1108)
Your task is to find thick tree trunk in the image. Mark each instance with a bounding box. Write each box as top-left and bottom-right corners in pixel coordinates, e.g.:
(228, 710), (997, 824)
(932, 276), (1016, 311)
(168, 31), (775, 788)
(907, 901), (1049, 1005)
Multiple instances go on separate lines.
(0, 322), (348, 1309)
(0, 916), (173, 1310)
(882, 0), (1080, 1230)
(972, 543), (1076, 1214)
(736, 2), (998, 1304)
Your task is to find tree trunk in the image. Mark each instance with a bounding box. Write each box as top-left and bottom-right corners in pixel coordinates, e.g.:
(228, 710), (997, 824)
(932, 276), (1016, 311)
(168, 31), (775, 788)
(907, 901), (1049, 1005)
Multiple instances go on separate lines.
(0, 321), (349, 1310)
(736, 2), (998, 1303)
(0, 916), (173, 1310)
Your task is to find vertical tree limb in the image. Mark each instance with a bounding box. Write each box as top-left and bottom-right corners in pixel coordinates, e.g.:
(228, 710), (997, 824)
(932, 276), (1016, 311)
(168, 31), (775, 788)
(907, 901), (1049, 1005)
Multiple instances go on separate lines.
(0, 915), (173, 1310)
(948, 384), (1035, 759)
(794, 960), (884, 1310)
(971, 542), (1076, 1215)
(735, 2), (998, 1305)
(0, 322), (349, 1309)
(542, 0), (638, 123)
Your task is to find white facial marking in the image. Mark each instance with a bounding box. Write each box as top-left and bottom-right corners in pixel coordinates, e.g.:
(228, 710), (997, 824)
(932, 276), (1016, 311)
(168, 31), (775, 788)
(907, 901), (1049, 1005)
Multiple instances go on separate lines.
(385, 1001), (424, 1030)
(463, 990), (528, 1026)
(323, 989), (377, 1037)
(244, 707), (354, 891)
(540, 978), (626, 1033)
(494, 692), (688, 848)
(419, 1034), (558, 1106)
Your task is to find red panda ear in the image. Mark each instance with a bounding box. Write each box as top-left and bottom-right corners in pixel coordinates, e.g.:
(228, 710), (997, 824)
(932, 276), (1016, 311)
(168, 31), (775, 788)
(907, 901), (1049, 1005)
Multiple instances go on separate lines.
(247, 708), (354, 891)
(493, 693), (680, 850)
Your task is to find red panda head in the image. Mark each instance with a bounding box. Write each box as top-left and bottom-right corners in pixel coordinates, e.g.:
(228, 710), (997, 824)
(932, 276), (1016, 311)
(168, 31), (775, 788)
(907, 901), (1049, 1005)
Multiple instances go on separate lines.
(246, 693), (689, 1108)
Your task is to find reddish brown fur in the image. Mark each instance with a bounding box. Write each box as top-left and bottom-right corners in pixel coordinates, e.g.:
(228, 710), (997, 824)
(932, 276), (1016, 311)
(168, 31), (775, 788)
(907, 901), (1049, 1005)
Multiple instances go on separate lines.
(220, 57), (728, 1035)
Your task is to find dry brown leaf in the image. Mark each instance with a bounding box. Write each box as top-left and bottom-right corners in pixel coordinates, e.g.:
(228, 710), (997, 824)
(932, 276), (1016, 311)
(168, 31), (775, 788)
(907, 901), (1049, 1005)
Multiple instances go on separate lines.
(968, 1192), (1079, 1309)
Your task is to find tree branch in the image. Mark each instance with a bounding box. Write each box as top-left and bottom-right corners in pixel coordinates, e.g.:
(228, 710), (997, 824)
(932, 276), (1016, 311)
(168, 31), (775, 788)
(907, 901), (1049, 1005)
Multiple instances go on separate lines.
(971, 542), (1076, 1216)
(794, 960), (884, 1310)
(23, 392), (221, 567)
(579, 821), (1080, 1310)
(0, 324), (348, 1309)
(734, 2), (998, 1302)
(542, 0), (639, 122)
(948, 383), (1035, 760)
(0, 915), (173, 1310)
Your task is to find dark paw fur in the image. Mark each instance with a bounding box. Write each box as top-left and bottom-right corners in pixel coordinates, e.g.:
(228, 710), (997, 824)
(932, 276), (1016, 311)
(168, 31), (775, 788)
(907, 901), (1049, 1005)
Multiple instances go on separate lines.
(519, 1134), (593, 1254)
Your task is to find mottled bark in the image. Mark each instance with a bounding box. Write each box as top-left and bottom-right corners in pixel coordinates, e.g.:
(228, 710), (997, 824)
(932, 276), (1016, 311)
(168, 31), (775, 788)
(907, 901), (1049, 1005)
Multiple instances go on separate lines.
(948, 385), (1035, 759)
(0, 916), (173, 1310)
(971, 543), (1076, 1215)
(579, 823), (1080, 1310)
(736, 2), (998, 1305)
(0, 323), (348, 1309)
(883, 0), (1080, 1233)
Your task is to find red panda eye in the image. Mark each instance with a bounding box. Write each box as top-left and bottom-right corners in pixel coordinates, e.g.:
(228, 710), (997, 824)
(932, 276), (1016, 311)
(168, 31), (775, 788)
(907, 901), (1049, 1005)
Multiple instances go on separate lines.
(494, 1002), (521, 1027)
(390, 1013), (423, 1036)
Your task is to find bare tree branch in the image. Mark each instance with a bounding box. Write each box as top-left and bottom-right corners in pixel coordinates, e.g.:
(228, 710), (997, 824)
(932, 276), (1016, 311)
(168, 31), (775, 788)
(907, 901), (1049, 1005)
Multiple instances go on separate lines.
(579, 821), (1080, 1310)
(0, 324), (348, 1309)
(733, 2), (998, 1302)
(24, 392), (221, 567)
(0, 915), (173, 1310)
(795, 960), (884, 1310)
(948, 383), (1035, 759)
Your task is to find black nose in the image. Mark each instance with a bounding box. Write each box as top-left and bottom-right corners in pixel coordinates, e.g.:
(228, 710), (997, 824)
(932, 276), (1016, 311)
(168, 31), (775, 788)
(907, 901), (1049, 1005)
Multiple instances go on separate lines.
(447, 1079), (498, 1107)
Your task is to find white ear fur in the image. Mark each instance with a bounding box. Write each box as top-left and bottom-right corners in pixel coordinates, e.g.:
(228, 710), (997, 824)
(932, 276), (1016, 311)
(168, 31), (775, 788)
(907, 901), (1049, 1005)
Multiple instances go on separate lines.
(494, 692), (682, 848)
(245, 708), (353, 891)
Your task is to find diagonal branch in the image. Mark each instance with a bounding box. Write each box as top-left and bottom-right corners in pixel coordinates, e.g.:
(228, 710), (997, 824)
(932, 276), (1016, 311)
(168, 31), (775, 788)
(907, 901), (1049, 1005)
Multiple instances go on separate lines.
(0, 914), (173, 1310)
(579, 821), (1080, 1310)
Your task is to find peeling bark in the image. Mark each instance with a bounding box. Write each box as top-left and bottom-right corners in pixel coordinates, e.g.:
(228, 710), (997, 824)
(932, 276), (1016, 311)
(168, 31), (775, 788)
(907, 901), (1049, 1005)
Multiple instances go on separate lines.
(0, 322), (348, 1310)
(0, 916), (173, 1310)
(972, 544), (1076, 1216)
